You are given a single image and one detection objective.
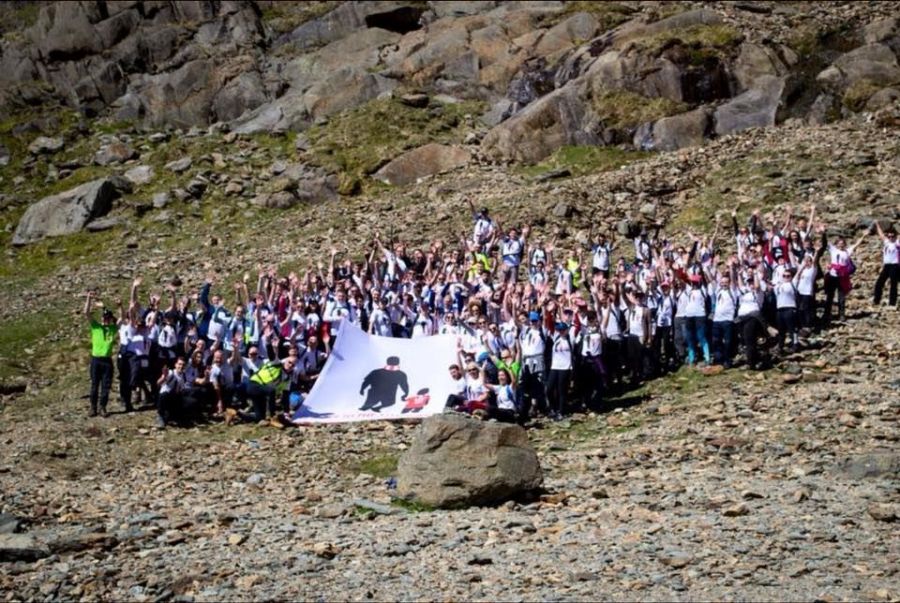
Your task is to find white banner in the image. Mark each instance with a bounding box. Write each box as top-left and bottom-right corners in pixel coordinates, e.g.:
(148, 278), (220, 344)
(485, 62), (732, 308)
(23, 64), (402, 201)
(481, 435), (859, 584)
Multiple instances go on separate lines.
(292, 321), (457, 423)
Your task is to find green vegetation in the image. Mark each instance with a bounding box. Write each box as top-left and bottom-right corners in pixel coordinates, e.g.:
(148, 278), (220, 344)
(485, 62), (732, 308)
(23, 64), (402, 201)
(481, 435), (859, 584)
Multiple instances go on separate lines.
(391, 498), (435, 513)
(304, 97), (485, 193)
(516, 145), (650, 178)
(591, 89), (687, 130)
(0, 2), (41, 42)
(542, 2), (634, 31)
(260, 1), (336, 35)
(349, 452), (398, 478)
(636, 23), (744, 63)
(0, 310), (55, 379)
(670, 150), (833, 231)
(842, 79), (885, 112)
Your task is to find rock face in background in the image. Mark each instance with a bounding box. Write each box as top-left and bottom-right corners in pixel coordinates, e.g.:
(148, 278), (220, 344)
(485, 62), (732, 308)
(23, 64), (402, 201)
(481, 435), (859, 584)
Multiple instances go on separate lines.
(12, 177), (130, 245)
(374, 143), (471, 185)
(0, 1), (898, 158)
(397, 414), (543, 508)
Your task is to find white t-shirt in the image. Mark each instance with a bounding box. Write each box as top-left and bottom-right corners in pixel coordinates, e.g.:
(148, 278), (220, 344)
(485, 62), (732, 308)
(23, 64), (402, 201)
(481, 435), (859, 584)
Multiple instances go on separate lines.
(827, 245), (851, 276)
(712, 286), (737, 323)
(592, 244), (612, 271)
(774, 281), (797, 309)
(884, 240), (899, 265)
(795, 266), (816, 296)
(683, 288), (707, 318)
(159, 370), (185, 395)
(494, 384), (516, 411)
(519, 327), (545, 357)
(627, 306), (647, 339)
(737, 288), (762, 317)
(550, 334), (572, 371)
(209, 363), (234, 389)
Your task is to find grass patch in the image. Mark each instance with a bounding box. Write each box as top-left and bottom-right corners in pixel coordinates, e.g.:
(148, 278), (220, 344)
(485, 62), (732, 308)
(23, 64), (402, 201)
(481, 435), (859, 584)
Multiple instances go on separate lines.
(517, 145), (650, 178)
(0, 310), (56, 379)
(842, 79), (886, 112)
(670, 150), (833, 232)
(304, 96), (485, 194)
(591, 90), (687, 130)
(261, 1), (336, 35)
(350, 453), (398, 478)
(0, 2), (41, 42)
(542, 2), (634, 31)
(391, 498), (435, 513)
(635, 25), (744, 65)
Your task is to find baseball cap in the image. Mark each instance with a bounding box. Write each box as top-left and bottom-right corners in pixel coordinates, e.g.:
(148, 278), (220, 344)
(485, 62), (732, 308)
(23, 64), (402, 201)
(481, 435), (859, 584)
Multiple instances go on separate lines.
(528, 311), (540, 321)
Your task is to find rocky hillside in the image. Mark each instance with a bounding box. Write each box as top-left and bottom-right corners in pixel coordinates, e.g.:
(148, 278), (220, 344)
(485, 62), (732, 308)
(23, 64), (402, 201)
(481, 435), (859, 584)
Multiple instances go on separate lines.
(0, 3), (898, 600)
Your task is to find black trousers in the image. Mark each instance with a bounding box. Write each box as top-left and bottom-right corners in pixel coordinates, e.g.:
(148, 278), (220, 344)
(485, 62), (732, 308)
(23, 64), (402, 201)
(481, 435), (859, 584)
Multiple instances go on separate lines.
(117, 353), (133, 409)
(604, 338), (624, 389)
(89, 357), (113, 413)
(711, 321), (734, 367)
(797, 294), (815, 330)
(776, 307), (798, 350)
(519, 360), (547, 417)
(823, 274), (845, 324)
(652, 325), (676, 374)
(740, 315), (762, 369)
(546, 368), (570, 415)
(247, 381), (277, 421)
(874, 264), (898, 306)
(626, 335), (646, 384)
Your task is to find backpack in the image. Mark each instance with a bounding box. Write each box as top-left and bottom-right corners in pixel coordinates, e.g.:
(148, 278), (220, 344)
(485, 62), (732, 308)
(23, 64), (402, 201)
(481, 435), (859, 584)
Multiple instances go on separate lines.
(847, 257), (857, 276)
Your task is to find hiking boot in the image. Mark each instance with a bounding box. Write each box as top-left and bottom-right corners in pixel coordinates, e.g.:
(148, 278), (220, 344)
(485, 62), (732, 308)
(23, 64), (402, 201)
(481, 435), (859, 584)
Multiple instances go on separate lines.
(89, 408), (98, 418)
(223, 408), (238, 426)
(269, 417), (285, 429)
(155, 415), (166, 429)
(100, 407), (109, 418)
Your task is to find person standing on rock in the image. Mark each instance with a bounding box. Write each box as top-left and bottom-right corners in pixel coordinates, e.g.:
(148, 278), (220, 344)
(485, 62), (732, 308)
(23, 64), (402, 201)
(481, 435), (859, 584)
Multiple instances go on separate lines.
(84, 291), (117, 417)
(872, 223), (898, 308)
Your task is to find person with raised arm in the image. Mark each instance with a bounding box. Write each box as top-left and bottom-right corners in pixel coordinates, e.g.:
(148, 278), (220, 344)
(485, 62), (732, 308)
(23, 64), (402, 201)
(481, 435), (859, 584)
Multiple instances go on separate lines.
(872, 222), (898, 308)
(84, 290), (118, 417)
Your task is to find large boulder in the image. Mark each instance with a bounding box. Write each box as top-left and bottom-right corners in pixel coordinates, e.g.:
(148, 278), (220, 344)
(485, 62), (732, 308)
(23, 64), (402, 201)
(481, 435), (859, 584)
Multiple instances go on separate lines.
(12, 177), (128, 246)
(396, 414), (543, 508)
(374, 143), (472, 185)
(635, 107), (711, 151)
(714, 75), (785, 136)
(481, 84), (598, 163)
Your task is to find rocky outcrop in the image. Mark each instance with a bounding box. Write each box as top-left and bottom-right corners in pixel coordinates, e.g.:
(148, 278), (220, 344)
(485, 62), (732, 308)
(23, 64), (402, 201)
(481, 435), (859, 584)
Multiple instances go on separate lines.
(12, 177), (130, 245)
(397, 414), (543, 508)
(373, 143), (471, 185)
(714, 75), (786, 136)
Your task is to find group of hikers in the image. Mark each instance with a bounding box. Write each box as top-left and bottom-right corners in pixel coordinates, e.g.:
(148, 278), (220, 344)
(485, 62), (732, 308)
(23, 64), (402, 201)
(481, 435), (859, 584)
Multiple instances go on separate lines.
(84, 201), (899, 427)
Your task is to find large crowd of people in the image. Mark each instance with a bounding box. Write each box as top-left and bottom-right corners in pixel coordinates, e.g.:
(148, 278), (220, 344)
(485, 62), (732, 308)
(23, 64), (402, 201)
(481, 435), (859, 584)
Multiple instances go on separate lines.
(84, 201), (899, 427)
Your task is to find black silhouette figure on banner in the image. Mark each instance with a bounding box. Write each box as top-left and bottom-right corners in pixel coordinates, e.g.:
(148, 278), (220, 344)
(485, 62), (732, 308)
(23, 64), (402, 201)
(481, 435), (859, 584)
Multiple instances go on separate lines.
(359, 356), (409, 412)
(401, 388), (430, 414)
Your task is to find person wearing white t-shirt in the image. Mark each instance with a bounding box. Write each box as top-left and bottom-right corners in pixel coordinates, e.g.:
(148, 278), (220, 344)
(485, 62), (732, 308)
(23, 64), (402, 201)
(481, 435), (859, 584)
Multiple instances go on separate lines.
(794, 254), (818, 330)
(483, 367), (518, 423)
(873, 224), (898, 307)
(821, 227), (866, 325)
(710, 272), (738, 368)
(773, 268), (799, 353)
(546, 322), (573, 420)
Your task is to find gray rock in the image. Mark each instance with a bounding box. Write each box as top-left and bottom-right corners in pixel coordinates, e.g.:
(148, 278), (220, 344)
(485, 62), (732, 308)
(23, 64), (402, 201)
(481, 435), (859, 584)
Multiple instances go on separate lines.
(400, 93), (430, 108)
(397, 414), (543, 508)
(714, 76), (785, 137)
(186, 179), (207, 198)
(85, 216), (122, 232)
(0, 533), (50, 562)
(12, 178), (125, 245)
(165, 157), (192, 173)
(94, 142), (136, 165)
(152, 192), (170, 209)
(835, 453), (900, 479)
(0, 143), (9, 166)
(0, 513), (23, 535)
(27, 136), (64, 155)
(637, 108), (711, 151)
(552, 202), (572, 218)
(123, 165), (155, 186)
(374, 144), (471, 185)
